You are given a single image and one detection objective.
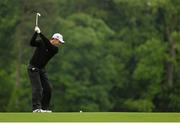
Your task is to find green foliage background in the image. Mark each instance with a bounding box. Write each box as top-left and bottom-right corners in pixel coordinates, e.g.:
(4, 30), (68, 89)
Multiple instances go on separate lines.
(0, 0), (179, 112)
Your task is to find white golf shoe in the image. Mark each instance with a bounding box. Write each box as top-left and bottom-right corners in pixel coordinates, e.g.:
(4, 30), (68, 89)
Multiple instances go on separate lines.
(33, 109), (43, 113)
(44, 110), (52, 113)
(33, 109), (52, 113)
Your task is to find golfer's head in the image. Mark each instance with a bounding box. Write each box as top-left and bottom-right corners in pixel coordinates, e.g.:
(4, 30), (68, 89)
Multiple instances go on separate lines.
(50, 33), (65, 46)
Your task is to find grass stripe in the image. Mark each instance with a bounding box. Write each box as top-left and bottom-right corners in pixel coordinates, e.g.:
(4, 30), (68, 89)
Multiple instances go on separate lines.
(0, 112), (179, 122)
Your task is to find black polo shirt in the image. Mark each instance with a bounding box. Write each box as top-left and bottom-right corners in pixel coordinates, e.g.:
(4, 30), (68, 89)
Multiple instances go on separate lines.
(29, 32), (58, 69)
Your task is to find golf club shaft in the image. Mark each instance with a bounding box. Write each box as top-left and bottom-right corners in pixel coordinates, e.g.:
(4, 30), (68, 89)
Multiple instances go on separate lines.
(36, 14), (38, 26)
(35, 13), (41, 26)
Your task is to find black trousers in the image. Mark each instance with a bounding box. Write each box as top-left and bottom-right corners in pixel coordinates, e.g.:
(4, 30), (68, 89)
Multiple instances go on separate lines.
(27, 64), (52, 110)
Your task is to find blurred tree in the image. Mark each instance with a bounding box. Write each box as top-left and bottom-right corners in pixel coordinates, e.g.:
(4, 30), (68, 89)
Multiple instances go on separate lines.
(48, 13), (114, 111)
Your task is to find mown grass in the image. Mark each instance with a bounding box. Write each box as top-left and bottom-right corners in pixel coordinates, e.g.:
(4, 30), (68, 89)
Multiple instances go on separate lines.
(0, 112), (179, 122)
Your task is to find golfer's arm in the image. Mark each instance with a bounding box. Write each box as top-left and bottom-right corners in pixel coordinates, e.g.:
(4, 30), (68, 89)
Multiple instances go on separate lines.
(30, 32), (40, 47)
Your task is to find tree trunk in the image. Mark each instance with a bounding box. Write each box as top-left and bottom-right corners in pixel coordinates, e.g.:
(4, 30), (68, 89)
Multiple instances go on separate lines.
(165, 27), (176, 88)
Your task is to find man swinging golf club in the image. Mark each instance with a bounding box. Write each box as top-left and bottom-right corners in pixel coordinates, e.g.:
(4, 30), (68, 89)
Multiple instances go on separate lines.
(27, 13), (65, 112)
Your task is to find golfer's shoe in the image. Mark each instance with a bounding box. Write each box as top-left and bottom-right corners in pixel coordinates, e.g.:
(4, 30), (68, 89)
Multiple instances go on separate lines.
(33, 109), (43, 113)
(33, 109), (52, 113)
(44, 110), (52, 113)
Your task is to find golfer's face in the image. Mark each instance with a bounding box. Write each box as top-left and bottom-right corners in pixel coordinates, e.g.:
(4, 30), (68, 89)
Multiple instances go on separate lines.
(50, 39), (60, 46)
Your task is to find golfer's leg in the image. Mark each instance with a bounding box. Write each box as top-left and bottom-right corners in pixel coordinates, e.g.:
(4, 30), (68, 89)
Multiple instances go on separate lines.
(40, 69), (52, 110)
(28, 66), (43, 110)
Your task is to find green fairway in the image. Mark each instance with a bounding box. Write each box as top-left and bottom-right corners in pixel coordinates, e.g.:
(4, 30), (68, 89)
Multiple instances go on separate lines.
(0, 112), (180, 122)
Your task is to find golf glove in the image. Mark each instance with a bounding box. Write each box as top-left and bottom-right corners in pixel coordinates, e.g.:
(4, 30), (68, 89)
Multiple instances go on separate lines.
(34, 26), (41, 33)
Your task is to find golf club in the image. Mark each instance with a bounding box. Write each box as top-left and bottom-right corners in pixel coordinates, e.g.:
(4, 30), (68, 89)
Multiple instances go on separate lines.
(35, 12), (41, 26)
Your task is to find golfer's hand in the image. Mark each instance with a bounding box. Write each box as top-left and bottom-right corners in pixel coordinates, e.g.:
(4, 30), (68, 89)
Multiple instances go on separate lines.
(34, 26), (41, 33)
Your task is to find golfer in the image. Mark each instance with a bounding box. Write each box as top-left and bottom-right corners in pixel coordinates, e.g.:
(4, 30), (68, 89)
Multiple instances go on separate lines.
(27, 26), (65, 112)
